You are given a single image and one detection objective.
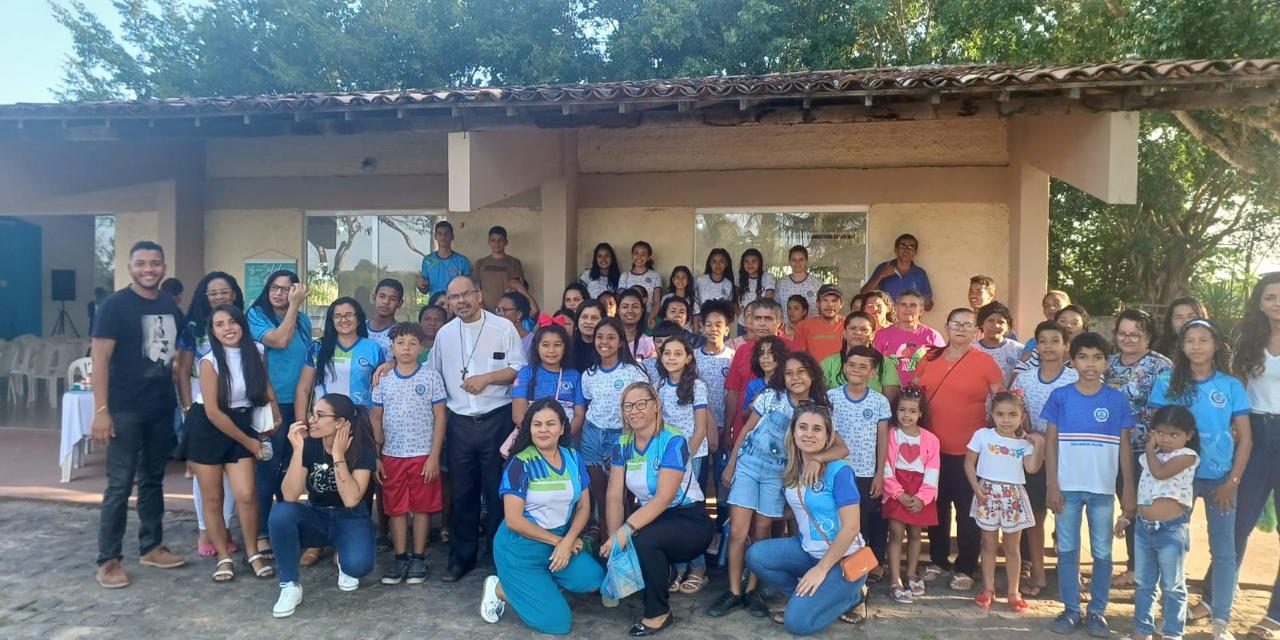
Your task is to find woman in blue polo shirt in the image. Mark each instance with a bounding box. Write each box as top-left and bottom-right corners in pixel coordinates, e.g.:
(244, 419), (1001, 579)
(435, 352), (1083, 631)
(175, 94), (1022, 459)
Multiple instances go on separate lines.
(1148, 319), (1252, 634)
(246, 270), (311, 558)
(480, 400), (603, 635)
(294, 297), (386, 420)
(602, 381), (714, 637)
(746, 405), (868, 635)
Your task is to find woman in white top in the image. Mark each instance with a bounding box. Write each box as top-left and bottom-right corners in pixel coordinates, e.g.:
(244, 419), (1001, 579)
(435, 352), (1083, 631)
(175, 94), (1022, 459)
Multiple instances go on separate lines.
(185, 304), (281, 582)
(1229, 272), (1280, 639)
(737, 248), (776, 331)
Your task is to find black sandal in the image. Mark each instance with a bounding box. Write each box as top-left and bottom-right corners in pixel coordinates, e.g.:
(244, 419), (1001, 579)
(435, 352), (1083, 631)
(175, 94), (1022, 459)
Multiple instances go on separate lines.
(840, 601), (868, 625)
(628, 615), (676, 637)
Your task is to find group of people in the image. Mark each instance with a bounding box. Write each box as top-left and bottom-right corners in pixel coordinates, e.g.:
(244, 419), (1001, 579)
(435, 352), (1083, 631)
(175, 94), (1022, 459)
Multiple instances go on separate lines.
(87, 228), (1280, 640)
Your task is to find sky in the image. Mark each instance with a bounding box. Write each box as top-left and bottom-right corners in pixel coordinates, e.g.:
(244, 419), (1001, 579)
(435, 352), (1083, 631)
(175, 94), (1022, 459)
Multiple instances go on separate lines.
(0, 0), (121, 104)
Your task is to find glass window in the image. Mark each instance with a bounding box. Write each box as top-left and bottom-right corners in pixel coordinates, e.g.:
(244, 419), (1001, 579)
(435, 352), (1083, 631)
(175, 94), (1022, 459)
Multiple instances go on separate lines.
(304, 211), (441, 330)
(693, 208), (868, 293)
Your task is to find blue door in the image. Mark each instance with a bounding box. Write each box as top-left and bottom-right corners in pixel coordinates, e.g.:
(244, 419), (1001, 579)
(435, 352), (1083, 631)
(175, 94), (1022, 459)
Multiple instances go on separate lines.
(0, 217), (42, 338)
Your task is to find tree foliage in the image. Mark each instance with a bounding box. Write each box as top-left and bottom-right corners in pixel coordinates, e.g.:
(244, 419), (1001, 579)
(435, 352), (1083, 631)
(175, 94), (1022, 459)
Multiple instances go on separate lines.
(49, 0), (1280, 314)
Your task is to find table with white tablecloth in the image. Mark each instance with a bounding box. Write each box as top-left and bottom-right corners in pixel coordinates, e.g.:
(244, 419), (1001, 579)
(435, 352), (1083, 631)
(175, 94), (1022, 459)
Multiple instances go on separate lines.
(60, 390), (95, 483)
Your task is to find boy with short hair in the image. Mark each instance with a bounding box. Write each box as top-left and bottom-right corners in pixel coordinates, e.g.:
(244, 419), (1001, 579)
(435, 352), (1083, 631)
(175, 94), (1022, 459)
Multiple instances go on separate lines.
(1042, 332), (1136, 636)
(372, 322), (448, 585)
(827, 344), (892, 565)
(418, 220), (471, 296)
(368, 278), (405, 352)
(473, 225), (525, 309)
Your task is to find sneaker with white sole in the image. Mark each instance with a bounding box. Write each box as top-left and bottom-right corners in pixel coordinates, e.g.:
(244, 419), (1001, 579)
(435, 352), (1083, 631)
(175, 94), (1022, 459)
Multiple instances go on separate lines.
(480, 575), (505, 623)
(337, 567), (359, 592)
(1213, 619), (1237, 640)
(272, 582), (303, 618)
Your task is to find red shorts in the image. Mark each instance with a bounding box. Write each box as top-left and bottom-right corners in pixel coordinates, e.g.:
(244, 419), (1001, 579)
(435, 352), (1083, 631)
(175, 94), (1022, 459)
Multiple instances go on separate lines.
(380, 455), (443, 517)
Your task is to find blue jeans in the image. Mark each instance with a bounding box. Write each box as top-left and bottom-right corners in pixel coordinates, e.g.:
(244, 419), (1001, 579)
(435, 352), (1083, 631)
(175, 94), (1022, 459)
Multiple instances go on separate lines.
(254, 403), (292, 541)
(1193, 477), (1238, 622)
(268, 501), (375, 585)
(1133, 513), (1190, 638)
(1055, 491), (1115, 616)
(746, 536), (867, 636)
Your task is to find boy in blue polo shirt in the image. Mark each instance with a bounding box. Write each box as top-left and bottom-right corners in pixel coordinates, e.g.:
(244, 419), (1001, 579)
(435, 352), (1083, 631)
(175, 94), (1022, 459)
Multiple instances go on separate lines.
(1043, 332), (1136, 637)
(417, 220), (471, 296)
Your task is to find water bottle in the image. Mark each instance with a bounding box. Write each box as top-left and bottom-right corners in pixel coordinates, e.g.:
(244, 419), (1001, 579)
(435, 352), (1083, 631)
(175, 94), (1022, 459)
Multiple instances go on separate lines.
(259, 439), (273, 461)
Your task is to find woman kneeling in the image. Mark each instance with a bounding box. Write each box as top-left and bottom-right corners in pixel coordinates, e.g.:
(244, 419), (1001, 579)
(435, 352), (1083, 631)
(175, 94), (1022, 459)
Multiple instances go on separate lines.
(480, 399), (604, 634)
(746, 405), (869, 636)
(268, 394), (377, 617)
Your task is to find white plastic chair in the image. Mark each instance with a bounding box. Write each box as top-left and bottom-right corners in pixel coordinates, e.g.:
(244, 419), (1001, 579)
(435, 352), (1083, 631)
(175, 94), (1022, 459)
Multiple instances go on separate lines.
(67, 356), (92, 389)
(29, 342), (69, 408)
(0, 342), (16, 407)
(7, 341), (42, 406)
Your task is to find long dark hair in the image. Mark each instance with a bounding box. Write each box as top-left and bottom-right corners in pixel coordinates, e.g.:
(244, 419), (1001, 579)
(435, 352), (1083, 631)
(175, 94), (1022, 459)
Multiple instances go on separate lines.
(1235, 272), (1280, 379)
(315, 297), (368, 381)
(657, 333), (700, 405)
(630, 241), (655, 271)
(1167, 319), (1232, 402)
(617, 287), (648, 354)
(1156, 296), (1208, 356)
(1150, 405), (1201, 454)
(591, 317), (640, 370)
(890, 384), (929, 428)
(667, 266), (694, 298)
(572, 300), (607, 371)
(588, 242), (621, 290)
(703, 248), (735, 287)
(319, 393), (376, 464)
(562, 283), (590, 309)
(510, 399), (574, 455)
(525, 324), (573, 401)
(187, 272), (245, 341)
(250, 269), (299, 325)
(752, 335), (789, 388)
(207, 304), (268, 412)
(838, 311), (875, 361)
(783, 351), (829, 406)
(738, 248), (766, 303)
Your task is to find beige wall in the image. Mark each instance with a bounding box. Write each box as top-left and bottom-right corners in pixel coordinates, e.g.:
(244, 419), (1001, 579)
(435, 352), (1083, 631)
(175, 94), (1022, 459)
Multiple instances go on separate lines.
(578, 119), (1007, 173)
(113, 211), (159, 290)
(19, 215), (97, 334)
(207, 132), (448, 179)
(577, 207), (697, 283)
(203, 209), (305, 295)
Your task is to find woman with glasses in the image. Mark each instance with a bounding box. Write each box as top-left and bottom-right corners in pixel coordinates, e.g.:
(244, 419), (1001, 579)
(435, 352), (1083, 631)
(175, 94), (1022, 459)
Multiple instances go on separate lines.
(495, 291), (534, 356)
(602, 382), (714, 637)
(293, 297), (386, 422)
(269, 393), (378, 617)
(911, 308), (1004, 592)
(1104, 308), (1172, 587)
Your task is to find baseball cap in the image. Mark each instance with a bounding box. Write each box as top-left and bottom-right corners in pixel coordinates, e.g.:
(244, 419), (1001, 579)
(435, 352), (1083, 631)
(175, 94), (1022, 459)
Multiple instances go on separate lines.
(817, 284), (843, 299)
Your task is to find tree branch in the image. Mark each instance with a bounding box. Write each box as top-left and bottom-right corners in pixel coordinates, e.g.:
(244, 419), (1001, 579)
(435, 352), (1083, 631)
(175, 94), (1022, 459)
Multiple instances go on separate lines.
(1173, 110), (1262, 176)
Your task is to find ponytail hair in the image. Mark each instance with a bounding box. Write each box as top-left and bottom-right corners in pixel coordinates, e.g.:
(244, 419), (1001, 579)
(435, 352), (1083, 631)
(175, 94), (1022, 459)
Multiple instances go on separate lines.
(320, 393), (376, 464)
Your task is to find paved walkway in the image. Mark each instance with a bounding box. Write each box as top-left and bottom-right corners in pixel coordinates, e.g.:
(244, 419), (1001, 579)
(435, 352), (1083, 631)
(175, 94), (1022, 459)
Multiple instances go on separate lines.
(0, 499), (1276, 639)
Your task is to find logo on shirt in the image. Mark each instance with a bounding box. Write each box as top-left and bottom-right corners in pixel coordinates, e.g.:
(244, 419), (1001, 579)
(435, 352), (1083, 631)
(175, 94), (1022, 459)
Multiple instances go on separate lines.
(560, 382), (574, 393)
(358, 357), (372, 368)
(811, 480), (826, 493)
(1094, 408), (1110, 422)
(721, 366), (730, 377)
(1209, 390), (1227, 408)
(862, 408), (874, 419)
(415, 384), (427, 395)
(613, 380), (625, 390)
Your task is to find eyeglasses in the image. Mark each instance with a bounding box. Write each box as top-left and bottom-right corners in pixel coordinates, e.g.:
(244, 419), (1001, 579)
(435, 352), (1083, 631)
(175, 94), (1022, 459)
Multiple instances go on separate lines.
(1115, 331), (1146, 341)
(269, 285), (291, 294)
(332, 312), (357, 321)
(309, 412), (335, 420)
(495, 306), (518, 314)
(947, 321), (977, 330)
(447, 289), (479, 302)
(621, 398), (653, 413)
(896, 243), (918, 251)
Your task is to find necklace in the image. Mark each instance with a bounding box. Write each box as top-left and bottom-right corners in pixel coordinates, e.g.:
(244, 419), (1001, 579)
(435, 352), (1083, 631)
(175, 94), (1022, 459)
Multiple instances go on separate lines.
(459, 313), (488, 378)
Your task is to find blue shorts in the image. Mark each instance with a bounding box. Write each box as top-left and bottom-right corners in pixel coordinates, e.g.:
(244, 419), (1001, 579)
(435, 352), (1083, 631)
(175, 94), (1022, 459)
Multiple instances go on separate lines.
(726, 450), (786, 518)
(581, 423), (622, 468)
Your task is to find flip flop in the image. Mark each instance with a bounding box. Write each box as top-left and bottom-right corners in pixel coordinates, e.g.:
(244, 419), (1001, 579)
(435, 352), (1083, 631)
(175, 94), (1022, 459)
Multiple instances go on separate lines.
(949, 573), (974, 591)
(1019, 582), (1045, 597)
(197, 542), (216, 558)
(1248, 621), (1280, 639)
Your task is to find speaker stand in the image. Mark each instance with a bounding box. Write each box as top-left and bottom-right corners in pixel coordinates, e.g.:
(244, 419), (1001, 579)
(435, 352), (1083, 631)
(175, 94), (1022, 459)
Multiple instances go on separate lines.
(51, 302), (80, 337)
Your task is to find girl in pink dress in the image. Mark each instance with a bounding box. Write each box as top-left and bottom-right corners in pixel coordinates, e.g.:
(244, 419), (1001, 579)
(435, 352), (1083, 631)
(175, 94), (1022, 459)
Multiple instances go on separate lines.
(882, 386), (941, 603)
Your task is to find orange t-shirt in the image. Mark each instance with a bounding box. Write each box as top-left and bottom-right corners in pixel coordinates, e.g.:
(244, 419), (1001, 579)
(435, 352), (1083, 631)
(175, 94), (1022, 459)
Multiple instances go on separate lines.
(794, 316), (845, 362)
(914, 347), (1004, 455)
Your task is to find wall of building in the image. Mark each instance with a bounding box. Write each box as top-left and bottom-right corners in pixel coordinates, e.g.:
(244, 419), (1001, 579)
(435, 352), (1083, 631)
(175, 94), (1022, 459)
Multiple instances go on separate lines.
(18, 215), (97, 336)
(206, 131), (449, 178)
(113, 211), (159, 290)
(203, 209), (305, 295)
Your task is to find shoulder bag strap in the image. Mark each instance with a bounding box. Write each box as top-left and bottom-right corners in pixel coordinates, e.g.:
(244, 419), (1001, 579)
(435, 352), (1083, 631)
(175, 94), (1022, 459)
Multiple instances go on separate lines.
(925, 350), (970, 405)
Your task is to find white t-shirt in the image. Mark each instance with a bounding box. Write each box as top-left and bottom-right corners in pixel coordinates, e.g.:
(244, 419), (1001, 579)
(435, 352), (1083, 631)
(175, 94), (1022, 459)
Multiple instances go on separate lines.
(580, 362), (649, 429)
(426, 310), (526, 416)
(977, 338), (1026, 381)
(737, 274), (777, 324)
(371, 364), (447, 458)
(366, 320), (394, 354)
(775, 274), (822, 320)
(827, 386), (892, 477)
(618, 270), (663, 297)
(196, 343), (266, 408)
(1138, 447), (1198, 510)
(693, 274), (735, 315)
(889, 429), (926, 474)
(694, 345), (735, 431)
(1247, 348), (1280, 414)
(658, 378), (709, 458)
(966, 428), (1035, 485)
(1012, 365), (1079, 433)
(579, 269), (614, 299)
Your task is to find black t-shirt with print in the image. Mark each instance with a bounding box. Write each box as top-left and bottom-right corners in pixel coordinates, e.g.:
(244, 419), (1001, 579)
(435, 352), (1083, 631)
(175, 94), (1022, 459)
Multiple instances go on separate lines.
(91, 286), (183, 414)
(303, 437), (377, 508)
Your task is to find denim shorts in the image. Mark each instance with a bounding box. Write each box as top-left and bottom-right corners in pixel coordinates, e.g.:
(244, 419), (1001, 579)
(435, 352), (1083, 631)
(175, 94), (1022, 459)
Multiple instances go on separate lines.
(581, 422), (622, 468)
(726, 447), (787, 518)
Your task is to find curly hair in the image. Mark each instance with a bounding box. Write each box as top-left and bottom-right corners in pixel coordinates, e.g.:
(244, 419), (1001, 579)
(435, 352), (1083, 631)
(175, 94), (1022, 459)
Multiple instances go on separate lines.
(1234, 272), (1280, 379)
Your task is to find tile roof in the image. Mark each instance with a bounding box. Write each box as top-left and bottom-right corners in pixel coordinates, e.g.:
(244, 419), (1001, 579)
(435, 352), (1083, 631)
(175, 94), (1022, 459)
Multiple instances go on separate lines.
(1, 58), (1276, 121)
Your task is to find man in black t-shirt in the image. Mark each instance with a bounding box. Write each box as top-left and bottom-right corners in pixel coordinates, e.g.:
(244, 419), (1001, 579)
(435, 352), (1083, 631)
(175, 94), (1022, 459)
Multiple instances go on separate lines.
(91, 241), (188, 589)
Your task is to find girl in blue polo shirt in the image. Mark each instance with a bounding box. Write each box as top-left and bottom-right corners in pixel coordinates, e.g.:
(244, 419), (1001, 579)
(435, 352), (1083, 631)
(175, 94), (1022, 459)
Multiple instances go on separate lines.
(746, 405), (868, 635)
(509, 324), (584, 444)
(294, 298), (386, 421)
(480, 400), (602, 635)
(1148, 319), (1251, 634)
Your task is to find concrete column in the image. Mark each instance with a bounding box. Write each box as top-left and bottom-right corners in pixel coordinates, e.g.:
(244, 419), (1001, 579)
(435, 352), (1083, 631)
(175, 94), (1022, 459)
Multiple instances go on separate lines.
(539, 131), (579, 302)
(1006, 161), (1051, 338)
(155, 176), (206, 289)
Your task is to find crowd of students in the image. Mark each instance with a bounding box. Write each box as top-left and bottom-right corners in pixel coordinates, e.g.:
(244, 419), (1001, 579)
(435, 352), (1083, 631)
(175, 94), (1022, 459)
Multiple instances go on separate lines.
(88, 228), (1280, 640)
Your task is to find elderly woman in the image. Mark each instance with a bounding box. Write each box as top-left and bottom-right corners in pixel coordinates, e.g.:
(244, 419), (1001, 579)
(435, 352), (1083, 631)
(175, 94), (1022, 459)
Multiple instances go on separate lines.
(602, 382), (714, 637)
(479, 399), (602, 634)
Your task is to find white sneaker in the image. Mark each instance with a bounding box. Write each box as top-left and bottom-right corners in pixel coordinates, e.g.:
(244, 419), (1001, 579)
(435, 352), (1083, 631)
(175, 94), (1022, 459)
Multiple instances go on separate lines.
(1213, 619), (1237, 640)
(480, 575), (505, 623)
(337, 567), (359, 592)
(272, 582), (303, 618)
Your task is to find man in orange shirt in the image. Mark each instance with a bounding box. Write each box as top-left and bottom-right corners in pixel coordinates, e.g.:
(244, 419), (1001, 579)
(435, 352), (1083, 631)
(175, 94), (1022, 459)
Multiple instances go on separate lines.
(794, 284), (846, 362)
